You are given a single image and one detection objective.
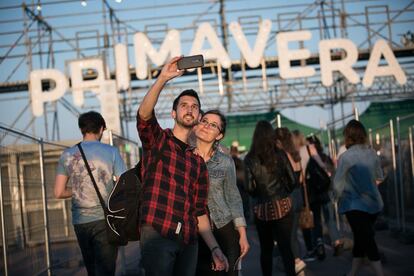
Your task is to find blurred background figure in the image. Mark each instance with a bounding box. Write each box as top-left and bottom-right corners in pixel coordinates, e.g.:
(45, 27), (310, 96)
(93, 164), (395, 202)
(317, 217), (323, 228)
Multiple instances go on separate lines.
(334, 120), (385, 276)
(230, 142), (251, 223)
(244, 121), (297, 276)
(275, 128), (306, 274)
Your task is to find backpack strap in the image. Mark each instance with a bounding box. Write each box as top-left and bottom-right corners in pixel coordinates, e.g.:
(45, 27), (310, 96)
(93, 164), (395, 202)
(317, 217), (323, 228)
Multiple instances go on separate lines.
(77, 142), (108, 214)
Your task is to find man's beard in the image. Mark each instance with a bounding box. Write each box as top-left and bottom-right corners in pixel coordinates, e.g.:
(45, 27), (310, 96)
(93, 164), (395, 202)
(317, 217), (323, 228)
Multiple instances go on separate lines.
(176, 114), (197, 129)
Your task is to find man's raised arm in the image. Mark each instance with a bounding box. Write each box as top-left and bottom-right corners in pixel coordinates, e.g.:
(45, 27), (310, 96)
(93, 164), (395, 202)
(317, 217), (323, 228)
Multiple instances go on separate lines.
(138, 56), (184, 121)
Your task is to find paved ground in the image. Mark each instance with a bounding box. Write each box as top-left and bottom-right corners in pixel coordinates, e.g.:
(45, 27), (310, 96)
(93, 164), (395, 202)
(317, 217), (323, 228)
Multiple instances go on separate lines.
(51, 223), (414, 276)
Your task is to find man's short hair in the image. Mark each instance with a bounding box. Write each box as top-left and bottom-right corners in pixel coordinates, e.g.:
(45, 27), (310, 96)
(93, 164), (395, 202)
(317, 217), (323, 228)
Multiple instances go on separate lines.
(172, 89), (201, 111)
(78, 111), (106, 136)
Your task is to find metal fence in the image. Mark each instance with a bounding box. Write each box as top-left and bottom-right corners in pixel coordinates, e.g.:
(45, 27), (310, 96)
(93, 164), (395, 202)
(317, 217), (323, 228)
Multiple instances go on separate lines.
(324, 113), (414, 235)
(0, 126), (139, 276)
(366, 114), (414, 235)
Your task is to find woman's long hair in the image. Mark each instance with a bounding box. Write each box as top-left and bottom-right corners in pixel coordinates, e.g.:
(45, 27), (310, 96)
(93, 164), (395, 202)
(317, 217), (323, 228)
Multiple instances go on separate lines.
(343, 119), (367, 148)
(275, 127), (301, 162)
(248, 120), (278, 172)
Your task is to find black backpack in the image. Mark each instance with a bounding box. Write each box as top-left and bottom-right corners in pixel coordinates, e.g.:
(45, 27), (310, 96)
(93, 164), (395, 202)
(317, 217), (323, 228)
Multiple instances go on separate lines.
(106, 162), (142, 246)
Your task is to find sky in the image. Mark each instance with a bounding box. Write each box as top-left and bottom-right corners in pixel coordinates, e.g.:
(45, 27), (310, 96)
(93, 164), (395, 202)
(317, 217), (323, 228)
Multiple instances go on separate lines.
(0, 0), (412, 144)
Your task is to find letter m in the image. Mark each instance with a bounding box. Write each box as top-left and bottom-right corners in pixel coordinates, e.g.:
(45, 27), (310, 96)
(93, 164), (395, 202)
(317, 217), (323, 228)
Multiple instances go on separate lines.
(134, 29), (181, 79)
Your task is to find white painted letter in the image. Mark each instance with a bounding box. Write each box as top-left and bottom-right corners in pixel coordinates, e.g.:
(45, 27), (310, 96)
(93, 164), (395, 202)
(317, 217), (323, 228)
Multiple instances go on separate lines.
(69, 58), (106, 106)
(134, 29), (181, 80)
(114, 43), (130, 90)
(362, 40), (407, 87)
(319, 39), (359, 86)
(277, 31), (315, 79)
(229, 19), (272, 68)
(29, 69), (68, 117)
(99, 80), (121, 135)
(190, 23), (231, 68)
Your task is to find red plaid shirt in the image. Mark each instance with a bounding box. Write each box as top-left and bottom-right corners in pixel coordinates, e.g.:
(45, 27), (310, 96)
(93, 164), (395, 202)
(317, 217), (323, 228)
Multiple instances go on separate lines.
(137, 113), (209, 244)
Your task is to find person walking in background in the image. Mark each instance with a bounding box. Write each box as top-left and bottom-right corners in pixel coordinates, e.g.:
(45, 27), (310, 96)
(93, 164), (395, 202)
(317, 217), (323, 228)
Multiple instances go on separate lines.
(334, 119), (384, 276)
(244, 121), (297, 276)
(276, 128), (306, 274)
(230, 143), (251, 222)
(300, 135), (331, 261)
(54, 111), (126, 275)
(137, 57), (228, 275)
(194, 110), (249, 276)
(308, 135), (345, 256)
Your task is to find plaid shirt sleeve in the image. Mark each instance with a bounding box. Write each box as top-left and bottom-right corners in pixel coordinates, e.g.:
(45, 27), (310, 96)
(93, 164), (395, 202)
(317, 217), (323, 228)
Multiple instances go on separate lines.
(194, 159), (209, 217)
(136, 111), (163, 151)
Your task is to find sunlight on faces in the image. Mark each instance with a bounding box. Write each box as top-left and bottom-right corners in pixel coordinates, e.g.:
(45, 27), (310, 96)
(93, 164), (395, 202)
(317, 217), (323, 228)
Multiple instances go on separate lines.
(172, 95), (200, 129)
(195, 114), (223, 143)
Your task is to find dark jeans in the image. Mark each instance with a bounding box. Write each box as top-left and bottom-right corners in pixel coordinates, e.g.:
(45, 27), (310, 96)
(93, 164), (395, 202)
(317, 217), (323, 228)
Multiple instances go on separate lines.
(255, 212), (295, 276)
(197, 221), (241, 276)
(140, 224), (198, 276)
(74, 220), (118, 276)
(291, 211), (301, 258)
(303, 201), (323, 251)
(345, 210), (380, 261)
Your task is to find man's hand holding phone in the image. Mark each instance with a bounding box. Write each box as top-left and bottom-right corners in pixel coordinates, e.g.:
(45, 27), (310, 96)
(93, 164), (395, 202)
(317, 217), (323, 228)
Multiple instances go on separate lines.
(159, 56), (185, 82)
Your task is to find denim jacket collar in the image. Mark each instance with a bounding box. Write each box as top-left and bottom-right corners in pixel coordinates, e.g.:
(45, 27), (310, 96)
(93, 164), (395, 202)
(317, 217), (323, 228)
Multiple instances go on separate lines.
(207, 150), (221, 165)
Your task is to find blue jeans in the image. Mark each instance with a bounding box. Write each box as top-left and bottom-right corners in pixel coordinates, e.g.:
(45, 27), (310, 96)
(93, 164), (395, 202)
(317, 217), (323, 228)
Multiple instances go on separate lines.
(140, 224), (198, 276)
(74, 220), (118, 276)
(322, 201), (341, 243)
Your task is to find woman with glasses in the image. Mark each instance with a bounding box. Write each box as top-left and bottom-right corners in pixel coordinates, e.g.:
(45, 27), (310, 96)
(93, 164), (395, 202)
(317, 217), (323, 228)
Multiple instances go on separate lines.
(244, 121), (297, 276)
(194, 110), (250, 276)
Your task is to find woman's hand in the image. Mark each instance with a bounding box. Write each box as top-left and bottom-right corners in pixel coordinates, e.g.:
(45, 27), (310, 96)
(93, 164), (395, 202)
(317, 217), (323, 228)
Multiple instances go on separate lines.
(211, 247), (229, 271)
(238, 227), (250, 259)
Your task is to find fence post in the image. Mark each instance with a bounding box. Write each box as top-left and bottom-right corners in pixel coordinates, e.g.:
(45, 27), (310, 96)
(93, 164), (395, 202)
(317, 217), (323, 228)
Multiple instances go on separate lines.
(369, 128), (373, 147)
(327, 128), (333, 159)
(276, 114), (281, 128)
(0, 165), (8, 276)
(390, 119), (401, 230)
(38, 138), (52, 276)
(409, 127), (414, 207)
(354, 107), (359, 121)
(396, 117), (406, 232)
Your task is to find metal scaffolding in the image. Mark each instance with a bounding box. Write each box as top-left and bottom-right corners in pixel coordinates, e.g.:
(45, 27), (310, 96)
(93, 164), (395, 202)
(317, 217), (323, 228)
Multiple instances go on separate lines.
(0, 0), (413, 141)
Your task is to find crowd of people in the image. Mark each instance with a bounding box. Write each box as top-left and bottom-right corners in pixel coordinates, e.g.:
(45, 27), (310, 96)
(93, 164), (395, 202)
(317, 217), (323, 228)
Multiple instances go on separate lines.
(54, 57), (385, 276)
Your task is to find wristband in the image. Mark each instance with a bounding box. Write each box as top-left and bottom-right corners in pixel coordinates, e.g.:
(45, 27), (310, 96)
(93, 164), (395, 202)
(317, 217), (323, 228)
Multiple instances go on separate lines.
(210, 246), (220, 253)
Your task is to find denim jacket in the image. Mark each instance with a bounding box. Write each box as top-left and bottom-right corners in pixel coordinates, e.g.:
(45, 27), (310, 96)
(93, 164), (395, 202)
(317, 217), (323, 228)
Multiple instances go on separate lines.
(333, 144), (384, 214)
(206, 150), (246, 229)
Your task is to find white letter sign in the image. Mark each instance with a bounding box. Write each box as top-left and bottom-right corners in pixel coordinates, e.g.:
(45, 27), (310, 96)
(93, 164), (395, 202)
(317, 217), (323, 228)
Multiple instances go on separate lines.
(134, 29), (181, 80)
(229, 19), (272, 68)
(114, 43), (130, 90)
(277, 31), (315, 79)
(69, 58), (106, 106)
(362, 40), (407, 87)
(29, 69), (69, 117)
(319, 39), (360, 86)
(190, 23), (231, 68)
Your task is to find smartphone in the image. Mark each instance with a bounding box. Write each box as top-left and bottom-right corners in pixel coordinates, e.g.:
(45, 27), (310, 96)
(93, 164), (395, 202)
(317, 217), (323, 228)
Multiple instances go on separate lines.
(177, 55), (204, 70)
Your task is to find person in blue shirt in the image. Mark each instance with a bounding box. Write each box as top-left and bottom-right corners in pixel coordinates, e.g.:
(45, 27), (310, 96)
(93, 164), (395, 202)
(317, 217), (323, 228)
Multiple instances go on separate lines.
(334, 119), (384, 276)
(54, 111), (126, 275)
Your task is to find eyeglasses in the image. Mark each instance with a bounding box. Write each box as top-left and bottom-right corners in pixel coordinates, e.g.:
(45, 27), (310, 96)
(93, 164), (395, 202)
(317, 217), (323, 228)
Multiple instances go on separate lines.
(199, 118), (222, 132)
